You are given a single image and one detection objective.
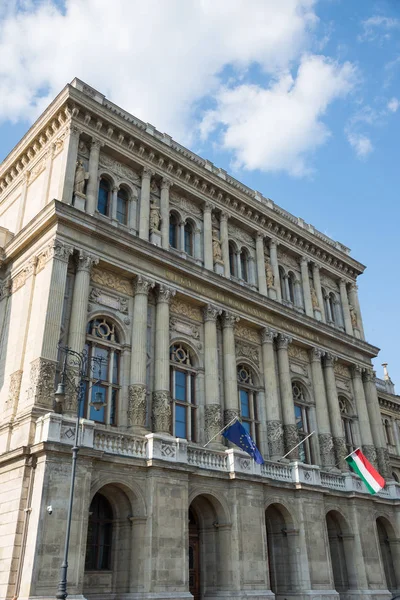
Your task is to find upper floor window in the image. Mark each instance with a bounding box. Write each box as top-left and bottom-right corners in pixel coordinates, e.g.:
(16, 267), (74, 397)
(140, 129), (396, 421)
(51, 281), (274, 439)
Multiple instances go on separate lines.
(240, 249), (249, 283)
(85, 493), (113, 571)
(116, 187), (128, 225)
(84, 317), (121, 425)
(293, 382), (313, 464)
(98, 178), (111, 216)
(339, 396), (356, 454)
(170, 343), (197, 441)
(184, 221), (194, 256)
(237, 364), (260, 444)
(287, 271), (296, 304)
(229, 241), (237, 277)
(383, 418), (394, 446)
(169, 212), (179, 249)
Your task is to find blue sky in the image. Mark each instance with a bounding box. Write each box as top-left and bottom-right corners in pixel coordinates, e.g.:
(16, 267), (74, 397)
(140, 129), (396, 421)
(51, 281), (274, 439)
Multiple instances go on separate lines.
(0, 0), (399, 386)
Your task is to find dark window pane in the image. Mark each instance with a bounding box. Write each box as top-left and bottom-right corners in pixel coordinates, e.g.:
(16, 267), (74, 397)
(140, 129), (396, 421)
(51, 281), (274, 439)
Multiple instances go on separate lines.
(98, 180), (109, 215)
(240, 253), (248, 281)
(110, 389), (117, 425)
(116, 191), (128, 224)
(184, 223), (193, 255)
(175, 371), (187, 401)
(112, 353), (119, 384)
(79, 380), (87, 418)
(240, 389), (250, 417)
(295, 404), (303, 430)
(175, 404), (187, 438)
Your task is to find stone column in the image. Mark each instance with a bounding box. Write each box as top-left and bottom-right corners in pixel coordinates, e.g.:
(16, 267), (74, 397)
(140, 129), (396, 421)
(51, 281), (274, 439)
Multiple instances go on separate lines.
(310, 348), (335, 466)
(203, 202), (213, 270)
(269, 240), (281, 301)
(85, 138), (102, 214)
(203, 304), (223, 443)
(60, 124), (81, 204)
(323, 354), (347, 470)
(351, 366), (376, 465)
(111, 186), (118, 221)
(194, 227), (202, 262)
(222, 312), (239, 423)
(220, 212), (230, 278)
(276, 334), (298, 456)
(339, 279), (353, 336)
(261, 328), (284, 460)
(139, 167), (154, 240)
(300, 257), (313, 317)
(348, 283), (365, 340)
(152, 284), (176, 433)
(256, 232), (268, 296)
(160, 178), (173, 250)
(363, 369), (390, 479)
(128, 276), (155, 429)
(68, 251), (99, 354)
(312, 263), (324, 322)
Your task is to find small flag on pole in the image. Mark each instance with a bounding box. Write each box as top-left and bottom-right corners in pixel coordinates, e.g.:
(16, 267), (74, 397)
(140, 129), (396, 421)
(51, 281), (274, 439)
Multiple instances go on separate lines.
(345, 448), (385, 494)
(223, 420), (264, 464)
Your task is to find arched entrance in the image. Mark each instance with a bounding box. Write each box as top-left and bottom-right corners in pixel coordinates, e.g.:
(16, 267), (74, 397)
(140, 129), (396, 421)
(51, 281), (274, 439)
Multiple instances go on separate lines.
(326, 510), (357, 597)
(376, 517), (398, 591)
(265, 503), (296, 597)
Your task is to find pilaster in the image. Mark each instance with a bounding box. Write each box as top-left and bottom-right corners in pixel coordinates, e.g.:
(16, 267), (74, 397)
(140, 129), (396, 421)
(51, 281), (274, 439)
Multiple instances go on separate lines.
(220, 212), (230, 278)
(322, 353), (347, 470)
(276, 333), (298, 456)
(160, 178), (173, 250)
(269, 240), (281, 301)
(261, 327), (284, 459)
(351, 365), (376, 465)
(256, 232), (268, 296)
(59, 123), (81, 204)
(310, 347), (335, 467)
(363, 368), (389, 477)
(203, 202), (213, 270)
(339, 279), (353, 336)
(139, 167), (155, 240)
(203, 303), (223, 443)
(68, 250), (99, 354)
(85, 138), (103, 214)
(300, 257), (313, 317)
(222, 311), (239, 424)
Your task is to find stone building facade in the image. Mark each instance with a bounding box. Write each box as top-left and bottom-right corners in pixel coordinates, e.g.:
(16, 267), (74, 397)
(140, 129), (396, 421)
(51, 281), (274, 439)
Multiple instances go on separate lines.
(0, 78), (399, 600)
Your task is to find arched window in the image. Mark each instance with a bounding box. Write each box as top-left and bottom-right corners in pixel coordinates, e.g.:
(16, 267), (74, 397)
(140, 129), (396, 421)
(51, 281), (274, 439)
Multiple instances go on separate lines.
(240, 249), (249, 282)
(292, 382), (313, 464)
(85, 493), (113, 571)
(85, 318), (121, 425)
(98, 178), (111, 216)
(116, 187), (128, 225)
(184, 221), (194, 256)
(383, 418), (393, 446)
(279, 266), (286, 300)
(288, 271), (296, 304)
(169, 212), (179, 249)
(339, 396), (356, 454)
(329, 292), (337, 324)
(229, 242), (237, 277)
(322, 287), (330, 321)
(170, 344), (197, 440)
(237, 364), (260, 443)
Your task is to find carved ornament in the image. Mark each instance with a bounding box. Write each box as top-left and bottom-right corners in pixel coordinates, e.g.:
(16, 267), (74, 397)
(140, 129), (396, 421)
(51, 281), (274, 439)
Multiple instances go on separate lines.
(288, 345), (308, 363)
(170, 193), (202, 217)
(91, 267), (133, 296)
(99, 153), (141, 184)
(134, 275), (154, 296)
(203, 304), (222, 322)
(227, 223), (255, 248)
(235, 324), (260, 343)
(89, 287), (129, 314)
(170, 297), (202, 322)
(235, 341), (260, 367)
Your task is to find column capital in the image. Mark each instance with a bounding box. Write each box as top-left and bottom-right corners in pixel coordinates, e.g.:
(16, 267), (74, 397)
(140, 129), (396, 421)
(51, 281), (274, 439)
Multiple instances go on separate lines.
(269, 239), (279, 249)
(222, 311), (239, 328)
(277, 333), (292, 349)
(203, 201), (214, 213)
(312, 262), (321, 272)
(134, 275), (155, 296)
(112, 185), (119, 193)
(301, 256), (309, 266)
(349, 282), (358, 292)
(220, 211), (229, 223)
(157, 283), (176, 304)
(161, 178), (173, 190)
(68, 123), (82, 138)
(351, 364), (364, 378)
(91, 138), (104, 150)
(323, 352), (337, 368)
(256, 230), (265, 241)
(142, 166), (155, 178)
(310, 347), (325, 362)
(76, 250), (99, 273)
(363, 368), (376, 383)
(50, 239), (74, 264)
(261, 327), (277, 344)
(203, 303), (222, 322)
(339, 277), (350, 288)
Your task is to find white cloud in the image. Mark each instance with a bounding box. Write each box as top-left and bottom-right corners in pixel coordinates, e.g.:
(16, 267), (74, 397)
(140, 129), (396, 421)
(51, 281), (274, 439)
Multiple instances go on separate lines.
(359, 15), (400, 42)
(200, 55), (356, 176)
(346, 132), (373, 159)
(387, 97), (399, 113)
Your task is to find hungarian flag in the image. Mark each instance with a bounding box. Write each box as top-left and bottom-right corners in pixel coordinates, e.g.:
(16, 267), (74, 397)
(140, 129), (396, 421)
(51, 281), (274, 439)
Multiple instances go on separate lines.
(346, 448), (385, 494)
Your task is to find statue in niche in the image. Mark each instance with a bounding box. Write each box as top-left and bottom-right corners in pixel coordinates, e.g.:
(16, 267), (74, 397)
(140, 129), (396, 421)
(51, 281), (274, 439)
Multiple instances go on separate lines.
(150, 200), (161, 232)
(311, 285), (319, 308)
(212, 228), (223, 262)
(264, 256), (274, 288)
(349, 305), (358, 328)
(73, 160), (88, 195)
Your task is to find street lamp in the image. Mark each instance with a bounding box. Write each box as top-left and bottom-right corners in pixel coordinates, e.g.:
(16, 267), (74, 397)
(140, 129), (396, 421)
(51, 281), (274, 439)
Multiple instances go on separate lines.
(54, 344), (106, 600)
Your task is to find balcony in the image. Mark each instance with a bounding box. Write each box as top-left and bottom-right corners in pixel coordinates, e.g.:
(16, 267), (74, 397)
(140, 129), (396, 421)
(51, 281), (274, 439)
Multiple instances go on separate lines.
(34, 412), (400, 501)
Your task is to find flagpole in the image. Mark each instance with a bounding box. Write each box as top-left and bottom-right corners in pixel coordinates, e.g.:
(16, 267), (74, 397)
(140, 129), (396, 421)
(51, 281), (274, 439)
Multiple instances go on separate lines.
(278, 431), (315, 461)
(203, 416), (238, 448)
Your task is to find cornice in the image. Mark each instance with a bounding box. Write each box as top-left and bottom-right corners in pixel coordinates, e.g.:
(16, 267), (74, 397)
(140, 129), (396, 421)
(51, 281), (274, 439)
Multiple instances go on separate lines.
(378, 396), (400, 414)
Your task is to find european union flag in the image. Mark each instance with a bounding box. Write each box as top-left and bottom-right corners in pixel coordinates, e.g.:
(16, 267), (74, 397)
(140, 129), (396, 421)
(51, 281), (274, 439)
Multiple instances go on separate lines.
(223, 420), (264, 464)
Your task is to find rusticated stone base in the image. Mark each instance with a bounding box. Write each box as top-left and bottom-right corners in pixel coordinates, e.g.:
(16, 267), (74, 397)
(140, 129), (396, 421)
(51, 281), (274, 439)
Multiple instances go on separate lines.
(152, 390), (171, 433)
(333, 436), (347, 470)
(267, 420), (284, 459)
(283, 424), (299, 459)
(318, 433), (335, 467)
(128, 384), (147, 427)
(376, 446), (390, 480)
(27, 357), (57, 408)
(205, 404), (222, 443)
(362, 444), (377, 468)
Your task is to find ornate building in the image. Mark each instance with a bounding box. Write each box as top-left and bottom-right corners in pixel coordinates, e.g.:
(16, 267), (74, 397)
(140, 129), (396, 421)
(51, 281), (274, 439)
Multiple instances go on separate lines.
(0, 78), (399, 600)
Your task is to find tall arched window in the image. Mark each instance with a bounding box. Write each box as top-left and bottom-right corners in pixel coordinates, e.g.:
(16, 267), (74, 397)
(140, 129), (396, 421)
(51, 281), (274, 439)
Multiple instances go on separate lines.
(116, 187), (129, 225)
(229, 242), (237, 277)
(288, 271), (296, 304)
(339, 396), (356, 454)
(170, 344), (197, 440)
(383, 418), (394, 446)
(329, 292), (337, 324)
(98, 178), (111, 216)
(85, 318), (121, 425)
(279, 266), (286, 300)
(292, 382), (313, 464)
(240, 249), (249, 282)
(85, 493), (113, 571)
(184, 221), (194, 256)
(237, 364), (260, 443)
(169, 212), (179, 249)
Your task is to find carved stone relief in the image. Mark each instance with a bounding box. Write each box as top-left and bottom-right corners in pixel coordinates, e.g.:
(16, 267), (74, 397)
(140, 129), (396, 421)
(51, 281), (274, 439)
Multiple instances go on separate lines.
(27, 358), (56, 408)
(88, 287), (129, 314)
(99, 154), (141, 184)
(277, 250), (300, 271)
(227, 223), (255, 248)
(128, 384), (147, 427)
(7, 370), (23, 408)
(334, 362), (351, 379)
(235, 341), (259, 368)
(288, 345), (308, 363)
(170, 317), (201, 348)
(152, 391), (171, 433)
(91, 267), (133, 296)
(170, 193), (202, 218)
(234, 324), (259, 344)
(170, 298), (202, 322)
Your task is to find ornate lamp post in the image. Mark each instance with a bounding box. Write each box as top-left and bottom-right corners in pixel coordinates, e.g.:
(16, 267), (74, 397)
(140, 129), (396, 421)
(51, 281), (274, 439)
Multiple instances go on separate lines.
(54, 345), (107, 600)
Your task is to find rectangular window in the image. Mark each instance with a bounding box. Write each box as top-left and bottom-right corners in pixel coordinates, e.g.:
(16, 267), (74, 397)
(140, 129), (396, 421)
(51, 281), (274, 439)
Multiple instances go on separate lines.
(116, 197), (127, 224)
(98, 188), (108, 216)
(175, 370), (187, 401)
(175, 404), (187, 439)
(240, 389), (250, 417)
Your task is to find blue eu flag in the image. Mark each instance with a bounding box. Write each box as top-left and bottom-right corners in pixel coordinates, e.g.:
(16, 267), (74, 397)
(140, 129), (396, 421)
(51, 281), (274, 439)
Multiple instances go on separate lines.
(223, 420), (264, 464)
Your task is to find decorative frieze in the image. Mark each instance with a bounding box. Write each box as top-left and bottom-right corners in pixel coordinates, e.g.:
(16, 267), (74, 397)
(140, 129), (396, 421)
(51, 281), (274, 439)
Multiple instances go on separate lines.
(91, 267), (133, 296)
(88, 287), (128, 314)
(334, 362), (351, 379)
(228, 223), (255, 248)
(7, 370), (23, 407)
(170, 297), (202, 322)
(99, 153), (141, 184)
(235, 341), (259, 368)
(27, 358), (56, 408)
(288, 345), (308, 363)
(36, 240), (74, 273)
(170, 318), (201, 347)
(235, 324), (260, 343)
(170, 192), (202, 217)
(267, 421), (285, 458)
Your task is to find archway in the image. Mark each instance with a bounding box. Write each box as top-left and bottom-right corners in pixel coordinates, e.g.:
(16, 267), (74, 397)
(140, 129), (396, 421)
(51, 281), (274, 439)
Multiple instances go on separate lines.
(265, 503), (296, 597)
(376, 517), (398, 591)
(326, 510), (357, 597)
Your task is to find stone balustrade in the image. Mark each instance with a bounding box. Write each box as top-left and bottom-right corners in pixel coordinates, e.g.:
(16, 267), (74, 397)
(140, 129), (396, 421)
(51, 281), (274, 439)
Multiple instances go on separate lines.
(35, 413), (400, 500)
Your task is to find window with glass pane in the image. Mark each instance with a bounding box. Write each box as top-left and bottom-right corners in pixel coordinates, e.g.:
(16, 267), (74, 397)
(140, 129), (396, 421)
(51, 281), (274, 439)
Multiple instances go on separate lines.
(288, 273), (295, 303)
(98, 178), (110, 216)
(170, 344), (196, 441)
(184, 222), (194, 255)
(169, 213), (179, 248)
(229, 242), (237, 276)
(292, 381), (313, 464)
(240, 251), (248, 282)
(116, 188), (128, 224)
(237, 364), (259, 443)
(85, 318), (121, 425)
(85, 493), (113, 571)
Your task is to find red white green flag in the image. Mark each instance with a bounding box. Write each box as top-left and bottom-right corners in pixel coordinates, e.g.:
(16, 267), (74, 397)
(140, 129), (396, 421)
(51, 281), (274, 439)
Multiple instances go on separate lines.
(345, 448), (385, 494)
